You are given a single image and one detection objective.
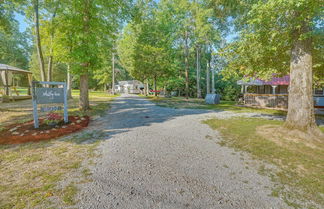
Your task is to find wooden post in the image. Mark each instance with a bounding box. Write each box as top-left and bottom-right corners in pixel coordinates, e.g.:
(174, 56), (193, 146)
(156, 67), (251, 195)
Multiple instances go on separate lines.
(5, 70), (9, 96)
(272, 85), (277, 94)
(32, 82), (39, 128)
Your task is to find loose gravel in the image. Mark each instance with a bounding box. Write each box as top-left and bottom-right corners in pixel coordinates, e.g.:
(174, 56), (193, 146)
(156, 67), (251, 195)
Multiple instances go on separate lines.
(76, 95), (290, 209)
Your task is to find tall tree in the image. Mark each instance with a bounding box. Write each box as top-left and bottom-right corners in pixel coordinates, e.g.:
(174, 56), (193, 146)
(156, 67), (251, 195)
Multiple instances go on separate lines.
(33, 0), (46, 81)
(221, 0), (324, 137)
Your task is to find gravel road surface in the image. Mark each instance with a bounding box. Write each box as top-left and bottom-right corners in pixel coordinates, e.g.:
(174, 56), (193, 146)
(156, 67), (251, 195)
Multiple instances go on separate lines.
(77, 95), (289, 209)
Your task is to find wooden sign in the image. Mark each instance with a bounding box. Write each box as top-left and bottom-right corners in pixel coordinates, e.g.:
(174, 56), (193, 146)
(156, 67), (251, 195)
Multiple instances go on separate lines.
(35, 88), (64, 104)
(32, 81), (68, 128)
(40, 106), (62, 112)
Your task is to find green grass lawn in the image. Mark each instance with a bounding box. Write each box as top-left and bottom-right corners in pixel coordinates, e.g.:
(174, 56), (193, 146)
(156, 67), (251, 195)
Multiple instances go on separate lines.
(204, 117), (324, 208)
(144, 95), (286, 115)
(16, 87), (28, 95)
(72, 89), (119, 98)
(0, 91), (117, 208)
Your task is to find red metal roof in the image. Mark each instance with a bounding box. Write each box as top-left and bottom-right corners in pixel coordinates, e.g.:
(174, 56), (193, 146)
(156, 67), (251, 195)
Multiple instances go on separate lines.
(263, 75), (290, 85)
(238, 75), (290, 86)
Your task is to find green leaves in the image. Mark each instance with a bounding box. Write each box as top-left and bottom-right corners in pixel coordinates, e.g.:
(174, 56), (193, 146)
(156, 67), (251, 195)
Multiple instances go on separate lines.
(221, 0), (323, 80)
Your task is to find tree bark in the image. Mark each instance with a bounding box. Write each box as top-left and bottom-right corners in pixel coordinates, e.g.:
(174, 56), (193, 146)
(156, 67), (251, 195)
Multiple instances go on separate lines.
(154, 75), (157, 97)
(184, 30), (189, 99)
(146, 82), (149, 96)
(206, 60), (210, 94)
(211, 68), (215, 94)
(79, 0), (91, 111)
(47, 50), (53, 81)
(112, 52), (115, 94)
(47, 4), (57, 82)
(79, 73), (89, 111)
(284, 23), (323, 138)
(33, 0), (46, 82)
(196, 46), (201, 98)
(67, 64), (73, 99)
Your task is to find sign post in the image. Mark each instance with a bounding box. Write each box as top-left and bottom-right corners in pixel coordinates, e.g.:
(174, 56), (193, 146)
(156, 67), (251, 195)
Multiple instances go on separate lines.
(32, 81), (68, 128)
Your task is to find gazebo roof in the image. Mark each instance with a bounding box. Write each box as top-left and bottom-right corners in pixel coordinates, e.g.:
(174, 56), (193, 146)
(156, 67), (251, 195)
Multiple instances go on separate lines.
(237, 75), (290, 86)
(0, 64), (32, 74)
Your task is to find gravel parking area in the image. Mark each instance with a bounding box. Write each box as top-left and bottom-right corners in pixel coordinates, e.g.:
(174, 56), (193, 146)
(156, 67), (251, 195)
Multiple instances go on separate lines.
(77, 95), (290, 209)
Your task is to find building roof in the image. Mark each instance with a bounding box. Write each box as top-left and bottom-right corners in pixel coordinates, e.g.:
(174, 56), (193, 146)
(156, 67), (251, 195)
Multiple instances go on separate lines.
(237, 75), (290, 86)
(0, 64), (32, 74)
(117, 80), (142, 85)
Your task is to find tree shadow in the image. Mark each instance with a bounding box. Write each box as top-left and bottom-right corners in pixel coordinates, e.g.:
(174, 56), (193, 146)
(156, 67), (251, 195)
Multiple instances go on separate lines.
(66, 95), (219, 144)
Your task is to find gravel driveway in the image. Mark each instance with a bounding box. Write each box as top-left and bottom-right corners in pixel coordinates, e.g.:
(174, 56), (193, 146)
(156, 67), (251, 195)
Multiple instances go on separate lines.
(77, 94), (289, 209)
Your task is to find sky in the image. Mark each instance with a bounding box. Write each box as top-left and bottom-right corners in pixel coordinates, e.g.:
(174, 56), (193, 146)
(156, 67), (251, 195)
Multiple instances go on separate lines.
(14, 11), (237, 42)
(15, 13), (28, 32)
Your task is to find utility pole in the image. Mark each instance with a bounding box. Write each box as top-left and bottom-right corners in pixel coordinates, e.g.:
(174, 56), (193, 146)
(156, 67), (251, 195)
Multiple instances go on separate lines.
(196, 46), (201, 98)
(206, 62), (210, 94)
(211, 69), (215, 94)
(112, 52), (115, 95)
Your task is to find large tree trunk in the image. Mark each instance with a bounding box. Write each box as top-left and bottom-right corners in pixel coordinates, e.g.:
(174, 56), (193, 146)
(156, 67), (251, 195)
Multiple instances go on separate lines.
(33, 0), (46, 81)
(196, 46), (201, 98)
(284, 23), (323, 138)
(67, 64), (73, 99)
(79, 73), (89, 111)
(184, 30), (189, 99)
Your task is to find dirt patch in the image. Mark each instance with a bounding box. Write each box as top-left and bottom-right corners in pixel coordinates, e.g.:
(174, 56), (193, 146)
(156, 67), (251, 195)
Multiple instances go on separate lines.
(0, 116), (90, 144)
(256, 125), (320, 149)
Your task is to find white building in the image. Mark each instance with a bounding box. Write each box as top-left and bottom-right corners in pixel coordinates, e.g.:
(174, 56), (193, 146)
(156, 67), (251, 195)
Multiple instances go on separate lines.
(115, 80), (144, 94)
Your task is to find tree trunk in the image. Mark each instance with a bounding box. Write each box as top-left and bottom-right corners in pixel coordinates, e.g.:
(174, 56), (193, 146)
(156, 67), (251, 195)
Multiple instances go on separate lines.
(79, 73), (89, 111)
(47, 54), (53, 82)
(196, 46), (201, 98)
(146, 82), (149, 96)
(47, 5), (57, 82)
(154, 75), (157, 97)
(184, 30), (189, 99)
(211, 68), (215, 94)
(79, 0), (91, 111)
(284, 23), (323, 138)
(112, 52), (115, 94)
(33, 0), (46, 82)
(67, 64), (73, 99)
(206, 61), (210, 94)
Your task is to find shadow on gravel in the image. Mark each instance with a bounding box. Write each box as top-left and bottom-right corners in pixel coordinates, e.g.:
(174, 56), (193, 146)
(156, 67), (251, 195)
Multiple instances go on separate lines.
(65, 95), (324, 145)
(87, 95), (219, 142)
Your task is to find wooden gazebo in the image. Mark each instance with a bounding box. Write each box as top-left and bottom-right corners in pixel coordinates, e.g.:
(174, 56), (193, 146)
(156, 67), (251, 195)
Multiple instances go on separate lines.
(0, 64), (33, 101)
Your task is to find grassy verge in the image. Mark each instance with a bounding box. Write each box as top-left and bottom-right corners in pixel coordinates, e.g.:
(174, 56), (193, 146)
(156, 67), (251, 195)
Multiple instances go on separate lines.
(0, 92), (116, 208)
(204, 117), (324, 208)
(72, 89), (119, 98)
(0, 91), (118, 129)
(143, 95), (286, 116)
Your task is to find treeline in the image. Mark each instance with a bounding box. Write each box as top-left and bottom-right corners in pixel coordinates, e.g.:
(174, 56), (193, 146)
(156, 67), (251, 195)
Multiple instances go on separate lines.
(117, 0), (240, 99)
(0, 0), (133, 110)
(1, 0), (323, 134)
(117, 0), (323, 134)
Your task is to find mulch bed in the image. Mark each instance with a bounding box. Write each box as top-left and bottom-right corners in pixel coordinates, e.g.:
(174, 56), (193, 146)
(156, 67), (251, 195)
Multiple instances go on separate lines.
(0, 116), (90, 145)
